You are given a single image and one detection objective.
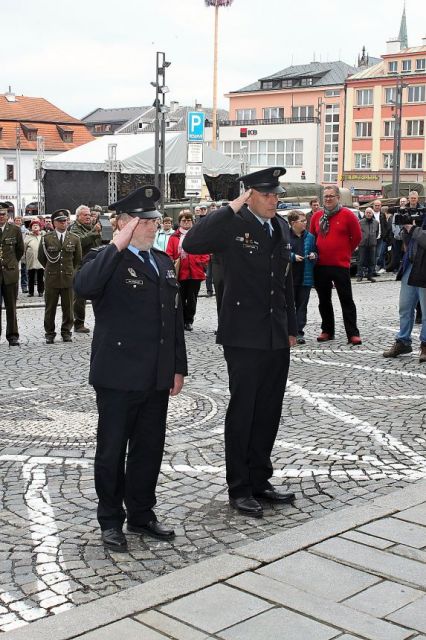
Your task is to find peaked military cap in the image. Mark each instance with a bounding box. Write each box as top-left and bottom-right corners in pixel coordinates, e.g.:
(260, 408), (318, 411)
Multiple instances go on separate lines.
(237, 167), (286, 194)
(51, 209), (70, 222)
(110, 186), (162, 219)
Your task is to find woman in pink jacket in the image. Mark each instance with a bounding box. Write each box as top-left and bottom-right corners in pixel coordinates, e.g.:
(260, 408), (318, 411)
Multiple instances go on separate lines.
(167, 211), (210, 331)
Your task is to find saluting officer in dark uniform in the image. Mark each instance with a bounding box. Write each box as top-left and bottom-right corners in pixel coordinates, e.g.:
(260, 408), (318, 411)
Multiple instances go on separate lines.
(183, 167), (297, 518)
(0, 204), (24, 346)
(38, 209), (82, 344)
(74, 186), (187, 552)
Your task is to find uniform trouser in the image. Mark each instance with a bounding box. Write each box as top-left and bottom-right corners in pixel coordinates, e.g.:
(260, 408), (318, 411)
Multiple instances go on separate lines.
(73, 294), (86, 328)
(223, 346), (290, 498)
(94, 386), (169, 530)
(0, 281), (19, 341)
(314, 266), (359, 338)
(179, 279), (201, 325)
(28, 269), (44, 296)
(44, 286), (73, 338)
(205, 261), (213, 293)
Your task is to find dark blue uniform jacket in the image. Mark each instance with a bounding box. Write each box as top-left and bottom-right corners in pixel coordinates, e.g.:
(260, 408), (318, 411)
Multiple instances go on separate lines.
(74, 243), (187, 391)
(183, 204), (297, 350)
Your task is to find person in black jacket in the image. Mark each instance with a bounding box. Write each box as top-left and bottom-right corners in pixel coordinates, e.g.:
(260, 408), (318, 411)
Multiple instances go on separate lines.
(383, 213), (426, 363)
(74, 186), (187, 552)
(183, 167), (297, 518)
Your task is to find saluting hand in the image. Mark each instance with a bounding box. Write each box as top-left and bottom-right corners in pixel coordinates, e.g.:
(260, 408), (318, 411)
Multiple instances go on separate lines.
(112, 217), (140, 251)
(229, 189), (252, 214)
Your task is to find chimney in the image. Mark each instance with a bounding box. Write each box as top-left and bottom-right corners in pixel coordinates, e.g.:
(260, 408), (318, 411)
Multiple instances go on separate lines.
(386, 38), (401, 54)
(5, 85), (16, 102)
(169, 101), (179, 112)
(195, 103), (202, 110)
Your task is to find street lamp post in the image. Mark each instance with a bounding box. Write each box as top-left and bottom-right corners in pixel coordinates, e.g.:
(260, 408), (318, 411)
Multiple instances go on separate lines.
(151, 52), (171, 212)
(391, 76), (407, 198)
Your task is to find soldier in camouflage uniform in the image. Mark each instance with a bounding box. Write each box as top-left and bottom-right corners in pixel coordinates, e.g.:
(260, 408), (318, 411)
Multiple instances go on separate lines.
(38, 210), (82, 344)
(0, 205), (24, 345)
(70, 205), (102, 332)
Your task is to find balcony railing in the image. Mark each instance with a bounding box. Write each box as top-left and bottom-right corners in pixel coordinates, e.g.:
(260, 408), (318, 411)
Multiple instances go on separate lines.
(205, 117), (319, 127)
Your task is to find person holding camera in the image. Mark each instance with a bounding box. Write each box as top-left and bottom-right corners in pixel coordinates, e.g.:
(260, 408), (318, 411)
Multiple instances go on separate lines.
(383, 208), (426, 362)
(356, 207), (379, 282)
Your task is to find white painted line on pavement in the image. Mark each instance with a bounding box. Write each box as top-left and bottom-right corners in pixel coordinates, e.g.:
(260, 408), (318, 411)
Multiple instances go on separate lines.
(310, 392), (426, 400)
(291, 356), (426, 380)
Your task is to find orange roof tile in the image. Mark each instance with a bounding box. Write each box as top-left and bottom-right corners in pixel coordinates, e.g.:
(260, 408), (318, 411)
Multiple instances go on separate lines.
(0, 94), (82, 123)
(0, 121), (94, 152)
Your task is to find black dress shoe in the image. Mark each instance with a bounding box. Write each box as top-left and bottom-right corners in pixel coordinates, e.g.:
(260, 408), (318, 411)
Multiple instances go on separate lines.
(62, 335), (73, 342)
(127, 520), (175, 540)
(8, 339), (20, 347)
(229, 496), (263, 518)
(254, 489), (295, 503)
(101, 528), (128, 552)
(184, 323), (193, 331)
(46, 337), (55, 344)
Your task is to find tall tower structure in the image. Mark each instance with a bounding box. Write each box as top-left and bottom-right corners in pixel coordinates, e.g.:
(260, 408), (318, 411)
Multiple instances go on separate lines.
(398, 1), (408, 49)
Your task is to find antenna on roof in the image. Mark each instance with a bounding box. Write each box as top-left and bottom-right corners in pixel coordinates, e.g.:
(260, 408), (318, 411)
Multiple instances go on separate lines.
(313, 51), (316, 62)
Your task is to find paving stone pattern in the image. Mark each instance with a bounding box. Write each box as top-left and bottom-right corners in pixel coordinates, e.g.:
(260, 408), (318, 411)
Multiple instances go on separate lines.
(0, 277), (426, 632)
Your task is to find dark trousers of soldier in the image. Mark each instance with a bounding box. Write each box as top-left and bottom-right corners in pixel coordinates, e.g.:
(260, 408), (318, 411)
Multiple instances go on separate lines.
(73, 294), (86, 329)
(0, 281), (19, 341)
(223, 346), (290, 499)
(44, 287), (73, 338)
(179, 279), (201, 325)
(94, 387), (169, 530)
(28, 269), (44, 296)
(314, 266), (359, 338)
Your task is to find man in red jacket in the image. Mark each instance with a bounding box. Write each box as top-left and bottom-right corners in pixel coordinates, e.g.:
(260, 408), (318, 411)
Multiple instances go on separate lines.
(310, 185), (362, 345)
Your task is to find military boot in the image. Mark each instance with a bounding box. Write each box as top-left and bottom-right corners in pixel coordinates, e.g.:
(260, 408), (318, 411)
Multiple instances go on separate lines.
(419, 342), (426, 364)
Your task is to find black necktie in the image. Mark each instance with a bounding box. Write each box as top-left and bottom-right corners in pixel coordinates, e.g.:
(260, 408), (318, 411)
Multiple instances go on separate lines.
(60, 234), (63, 246)
(263, 221), (271, 237)
(139, 250), (157, 276)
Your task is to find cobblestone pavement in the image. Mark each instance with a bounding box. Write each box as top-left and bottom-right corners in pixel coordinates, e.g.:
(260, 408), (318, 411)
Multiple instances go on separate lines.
(1, 276), (425, 632)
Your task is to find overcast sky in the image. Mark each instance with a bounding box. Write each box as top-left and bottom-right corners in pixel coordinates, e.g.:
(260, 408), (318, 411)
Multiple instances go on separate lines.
(1, 0), (425, 119)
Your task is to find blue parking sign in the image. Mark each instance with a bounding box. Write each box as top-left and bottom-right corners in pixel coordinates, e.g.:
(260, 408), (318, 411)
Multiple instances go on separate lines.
(187, 112), (205, 142)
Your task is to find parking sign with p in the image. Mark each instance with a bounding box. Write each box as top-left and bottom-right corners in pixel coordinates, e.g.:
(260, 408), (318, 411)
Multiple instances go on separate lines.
(187, 111), (205, 142)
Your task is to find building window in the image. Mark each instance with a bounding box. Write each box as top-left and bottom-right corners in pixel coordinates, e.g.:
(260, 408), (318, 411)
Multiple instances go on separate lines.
(292, 105), (314, 120)
(355, 121), (372, 137)
(388, 61), (398, 73)
(323, 104), (340, 182)
(235, 109), (256, 121)
(300, 77), (313, 86)
(384, 87), (397, 104)
(416, 58), (426, 71)
(384, 120), (395, 137)
(356, 89), (373, 106)
(324, 89), (340, 97)
(281, 79), (293, 88)
(406, 120), (424, 136)
(6, 164), (15, 181)
(261, 81), (273, 89)
(262, 107), (284, 119)
(402, 59), (412, 72)
(383, 153), (393, 169)
(94, 123), (112, 133)
(408, 85), (426, 102)
(220, 139), (303, 168)
(405, 153), (423, 169)
(354, 153), (371, 169)
(0, 127), (2, 140)
(21, 124), (38, 141)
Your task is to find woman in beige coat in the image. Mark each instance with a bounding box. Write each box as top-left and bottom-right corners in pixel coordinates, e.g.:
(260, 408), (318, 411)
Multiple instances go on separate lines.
(24, 221), (45, 296)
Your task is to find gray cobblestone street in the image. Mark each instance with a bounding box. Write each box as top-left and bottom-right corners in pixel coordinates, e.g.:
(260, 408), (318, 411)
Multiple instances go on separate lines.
(1, 275), (425, 633)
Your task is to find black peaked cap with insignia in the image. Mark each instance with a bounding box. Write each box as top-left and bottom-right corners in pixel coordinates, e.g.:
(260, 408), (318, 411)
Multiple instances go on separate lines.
(237, 167), (286, 194)
(110, 186), (162, 219)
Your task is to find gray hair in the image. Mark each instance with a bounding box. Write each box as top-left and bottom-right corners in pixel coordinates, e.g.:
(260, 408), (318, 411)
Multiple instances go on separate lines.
(75, 205), (90, 217)
(323, 185), (340, 196)
(409, 191), (419, 198)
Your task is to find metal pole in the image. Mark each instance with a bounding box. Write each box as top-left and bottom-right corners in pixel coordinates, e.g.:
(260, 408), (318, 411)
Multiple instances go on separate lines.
(160, 93), (166, 213)
(395, 80), (403, 194)
(212, 4), (219, 150)
(16, 126), (21, 217)
(154, 52), (160, 190)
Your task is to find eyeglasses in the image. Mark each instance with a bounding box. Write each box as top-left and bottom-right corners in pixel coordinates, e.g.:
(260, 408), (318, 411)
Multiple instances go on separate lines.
(324, 195), (337, 199)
